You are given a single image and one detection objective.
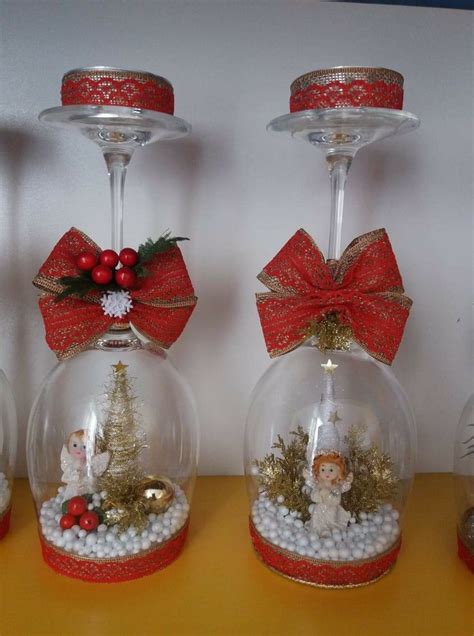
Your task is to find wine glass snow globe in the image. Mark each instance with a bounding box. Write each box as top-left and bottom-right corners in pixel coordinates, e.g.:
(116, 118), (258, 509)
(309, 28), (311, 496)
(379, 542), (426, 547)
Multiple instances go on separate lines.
(27, 68), (198, 582)
(0, 371), (17, 540)
(454, 394), (474, 572)
(245, 67), (419, 587)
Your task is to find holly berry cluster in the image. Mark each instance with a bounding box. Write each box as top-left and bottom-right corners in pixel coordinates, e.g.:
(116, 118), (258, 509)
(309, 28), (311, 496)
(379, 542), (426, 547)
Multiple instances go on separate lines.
(57, 233), (188, 302)
(76, 247), (139, 290)
(59, 495), (105, 533)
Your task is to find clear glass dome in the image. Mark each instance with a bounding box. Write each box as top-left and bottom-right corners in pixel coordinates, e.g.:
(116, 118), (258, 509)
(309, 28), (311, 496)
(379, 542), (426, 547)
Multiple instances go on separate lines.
(0, 370), (17, 539)
(454, 394), (474, 571)
(245, 340), (416, 587)
(27, 329), (198, 581)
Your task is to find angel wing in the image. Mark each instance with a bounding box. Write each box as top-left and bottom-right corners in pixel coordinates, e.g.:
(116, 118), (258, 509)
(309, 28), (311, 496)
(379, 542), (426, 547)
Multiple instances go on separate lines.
(60, 445), (79, 482)
(60, 445), (72, 471)
(341, 472), (354, 493)
(91, 451), (110, 477)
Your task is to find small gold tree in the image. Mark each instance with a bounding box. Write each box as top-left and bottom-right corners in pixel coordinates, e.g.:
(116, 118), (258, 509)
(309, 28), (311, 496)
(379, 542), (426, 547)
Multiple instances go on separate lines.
(254, 426), (311, 521)
(98, 361), (148, 529)
(342, 425), (399, 517)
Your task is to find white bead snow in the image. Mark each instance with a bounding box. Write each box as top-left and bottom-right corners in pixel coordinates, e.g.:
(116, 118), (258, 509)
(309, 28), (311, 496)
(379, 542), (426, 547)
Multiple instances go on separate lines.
(40, 484), (189, 559)
(252, 492), (400, 562)
(100, 290), (133, 319)
(0, 472), (11, 514)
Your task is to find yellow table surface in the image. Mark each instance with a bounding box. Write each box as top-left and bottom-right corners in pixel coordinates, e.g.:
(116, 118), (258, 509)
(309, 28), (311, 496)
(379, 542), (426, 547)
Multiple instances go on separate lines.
(0, 475), (472, 636)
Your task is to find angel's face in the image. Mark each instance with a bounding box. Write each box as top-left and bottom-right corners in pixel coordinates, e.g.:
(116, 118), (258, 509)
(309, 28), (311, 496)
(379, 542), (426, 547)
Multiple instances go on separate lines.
(68, 433), (86, 461)
(317, 462), (342, 484)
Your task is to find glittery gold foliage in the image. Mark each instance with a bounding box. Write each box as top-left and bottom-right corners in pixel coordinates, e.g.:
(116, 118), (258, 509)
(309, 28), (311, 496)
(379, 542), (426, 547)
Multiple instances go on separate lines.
(303, 312), (353, 353)
(254, 426), (312, 522)
(97, 362), (148, 531)
(342, 425), (399, 517)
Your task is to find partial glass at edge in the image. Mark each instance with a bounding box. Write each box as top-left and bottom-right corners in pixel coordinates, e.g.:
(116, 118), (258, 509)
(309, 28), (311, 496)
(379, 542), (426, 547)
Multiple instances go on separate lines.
(454, 394), (474, 553)
(0, 370), (17, 521)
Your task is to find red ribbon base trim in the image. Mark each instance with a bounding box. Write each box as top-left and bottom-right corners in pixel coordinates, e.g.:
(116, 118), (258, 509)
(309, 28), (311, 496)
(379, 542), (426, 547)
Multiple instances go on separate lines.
(457, 531), (474, 573)
(61, 77), (174, 114)
(39, 521), (188, 583)
(290, 80), (403, 112)
(0, 507), (11, 540)
(250, 519), (400, 588)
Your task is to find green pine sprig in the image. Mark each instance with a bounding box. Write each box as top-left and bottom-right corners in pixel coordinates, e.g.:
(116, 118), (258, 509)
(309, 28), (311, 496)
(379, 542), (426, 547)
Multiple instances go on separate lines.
(135, 232), (188, 277)
(55, 273), (121, 302)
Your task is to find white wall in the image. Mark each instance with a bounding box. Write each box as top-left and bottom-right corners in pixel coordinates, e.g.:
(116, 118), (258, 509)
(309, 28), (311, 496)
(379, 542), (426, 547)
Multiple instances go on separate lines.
(0, 0), (472, 476)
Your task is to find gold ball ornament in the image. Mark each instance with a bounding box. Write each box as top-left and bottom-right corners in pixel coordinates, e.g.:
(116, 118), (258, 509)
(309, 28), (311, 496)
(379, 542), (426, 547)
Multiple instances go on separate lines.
(140, 476), (175, 514)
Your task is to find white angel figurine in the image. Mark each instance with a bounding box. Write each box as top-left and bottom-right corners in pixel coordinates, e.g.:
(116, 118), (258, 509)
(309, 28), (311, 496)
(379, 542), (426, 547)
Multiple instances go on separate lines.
(303, 452), (353, 537)
(60, 429), (110, 501)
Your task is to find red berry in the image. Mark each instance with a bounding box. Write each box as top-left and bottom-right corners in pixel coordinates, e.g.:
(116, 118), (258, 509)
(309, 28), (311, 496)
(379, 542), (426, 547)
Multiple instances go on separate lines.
(79, 511), (100, 532)
(76, 251), (98, 271)
(119, 248), (138, 267)
(60, 513), (77, 530)
(115, 267), (137, 289)
(91, 264), (113, 285)
(67, 496), (88, 516)
(99, 249), (119, 268)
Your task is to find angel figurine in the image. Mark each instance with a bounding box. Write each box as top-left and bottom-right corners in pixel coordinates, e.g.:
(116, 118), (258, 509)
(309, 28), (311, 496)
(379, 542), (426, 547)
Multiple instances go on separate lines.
(60, 429), (110, 500)
(303, 452), (353, 537)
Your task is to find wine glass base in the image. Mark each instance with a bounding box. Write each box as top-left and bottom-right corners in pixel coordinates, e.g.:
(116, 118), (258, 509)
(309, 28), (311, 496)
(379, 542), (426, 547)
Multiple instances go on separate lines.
(267, 108), (419, 156)
(39, 105), (191, 151)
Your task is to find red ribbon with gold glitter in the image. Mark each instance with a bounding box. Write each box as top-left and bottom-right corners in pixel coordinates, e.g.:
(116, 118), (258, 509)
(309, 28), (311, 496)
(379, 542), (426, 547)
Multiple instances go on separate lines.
(256, 228), (411, 364)
(0, 506), (11, 540)
(33, 228), (197, 359)
(39, 521), (188, 583)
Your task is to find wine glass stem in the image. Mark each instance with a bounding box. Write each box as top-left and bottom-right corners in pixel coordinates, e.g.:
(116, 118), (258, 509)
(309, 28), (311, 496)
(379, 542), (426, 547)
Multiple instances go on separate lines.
(103, 151), (131, 253)
(326, 154), (352, 260)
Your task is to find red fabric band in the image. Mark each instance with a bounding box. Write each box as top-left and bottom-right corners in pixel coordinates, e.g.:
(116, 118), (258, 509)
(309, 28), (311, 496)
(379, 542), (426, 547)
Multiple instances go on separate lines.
(250, 519), (400, 587)
(0, 507), (11, 540)
(290, 80), (403, 112)
(39, 521), (188, 583)
(61, 77), (174, 114)
(457, 531), (474, 573)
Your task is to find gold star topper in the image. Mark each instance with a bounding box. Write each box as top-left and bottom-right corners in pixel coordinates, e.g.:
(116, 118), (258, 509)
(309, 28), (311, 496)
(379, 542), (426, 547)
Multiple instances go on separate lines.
(321, 359), (338, 374)
(112, 361), (128, 375)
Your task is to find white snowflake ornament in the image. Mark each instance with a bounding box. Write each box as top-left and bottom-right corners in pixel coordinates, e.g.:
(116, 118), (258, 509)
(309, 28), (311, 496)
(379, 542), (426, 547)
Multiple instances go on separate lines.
(100, 290), (133, 319)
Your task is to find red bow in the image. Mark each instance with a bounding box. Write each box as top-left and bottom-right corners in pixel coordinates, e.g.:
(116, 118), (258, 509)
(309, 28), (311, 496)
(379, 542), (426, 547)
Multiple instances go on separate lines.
(33, 228), (197, 359)
(256, 228), (411, 364)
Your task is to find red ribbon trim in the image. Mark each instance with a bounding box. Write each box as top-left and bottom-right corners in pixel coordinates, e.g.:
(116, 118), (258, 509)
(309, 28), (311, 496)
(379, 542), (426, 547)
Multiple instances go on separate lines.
(39, 521), (188, 583)
(0, 507), (11, 540)
(457, 531), (474, 573)
(61, 78), (174, 114)
(290, 80), (403, 112)
(249, 519), (401, 587)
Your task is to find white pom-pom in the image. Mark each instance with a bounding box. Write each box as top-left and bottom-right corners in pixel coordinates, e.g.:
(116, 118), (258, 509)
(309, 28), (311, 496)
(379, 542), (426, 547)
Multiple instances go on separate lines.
(100, 290), (133, 318)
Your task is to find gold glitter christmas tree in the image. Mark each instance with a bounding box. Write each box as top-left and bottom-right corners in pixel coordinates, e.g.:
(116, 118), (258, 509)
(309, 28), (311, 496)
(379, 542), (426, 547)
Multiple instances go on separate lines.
(98, 361), (148, 530)
(254, 426), (311, 521)
(342, 425), (399, 517)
